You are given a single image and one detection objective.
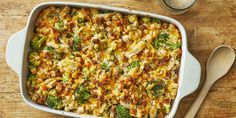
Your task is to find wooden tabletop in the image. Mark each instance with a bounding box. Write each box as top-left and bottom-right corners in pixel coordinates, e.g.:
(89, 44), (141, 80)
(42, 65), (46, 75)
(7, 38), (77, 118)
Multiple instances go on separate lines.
(1, 0), (236, 118)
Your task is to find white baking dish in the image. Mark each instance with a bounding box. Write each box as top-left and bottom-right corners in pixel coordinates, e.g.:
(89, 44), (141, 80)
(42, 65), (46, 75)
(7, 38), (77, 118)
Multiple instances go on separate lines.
(6, 2), (201, 118)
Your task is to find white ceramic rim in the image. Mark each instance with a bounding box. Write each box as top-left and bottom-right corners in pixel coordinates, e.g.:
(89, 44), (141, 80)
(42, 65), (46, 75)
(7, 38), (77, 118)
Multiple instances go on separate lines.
(6, 2), (201, 118)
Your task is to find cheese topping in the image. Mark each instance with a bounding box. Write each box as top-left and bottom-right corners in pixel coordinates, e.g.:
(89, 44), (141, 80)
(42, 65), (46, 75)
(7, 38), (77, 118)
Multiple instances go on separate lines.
(27, 6), (182, 118)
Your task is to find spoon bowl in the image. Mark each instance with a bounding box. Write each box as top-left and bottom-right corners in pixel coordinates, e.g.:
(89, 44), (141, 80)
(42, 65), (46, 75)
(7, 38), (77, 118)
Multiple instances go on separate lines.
(185, 45), (235, 118)
(206, 45), (236, 82)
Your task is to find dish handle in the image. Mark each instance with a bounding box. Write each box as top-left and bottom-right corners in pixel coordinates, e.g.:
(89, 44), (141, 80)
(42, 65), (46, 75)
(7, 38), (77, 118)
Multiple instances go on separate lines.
(179, 51), (201, 99)
(6, 28), (26, 75)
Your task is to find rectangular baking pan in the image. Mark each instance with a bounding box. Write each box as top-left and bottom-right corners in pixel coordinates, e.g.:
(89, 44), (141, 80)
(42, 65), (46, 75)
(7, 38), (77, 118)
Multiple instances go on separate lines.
(6, 2), (201, 118)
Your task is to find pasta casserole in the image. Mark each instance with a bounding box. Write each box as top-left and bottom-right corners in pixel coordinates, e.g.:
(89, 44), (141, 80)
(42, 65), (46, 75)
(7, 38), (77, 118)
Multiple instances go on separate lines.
(26, 6), (182, 118)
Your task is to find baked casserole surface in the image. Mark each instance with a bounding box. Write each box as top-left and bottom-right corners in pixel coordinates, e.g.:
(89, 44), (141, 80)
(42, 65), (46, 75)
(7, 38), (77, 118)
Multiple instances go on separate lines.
(26, 6), (182, 118)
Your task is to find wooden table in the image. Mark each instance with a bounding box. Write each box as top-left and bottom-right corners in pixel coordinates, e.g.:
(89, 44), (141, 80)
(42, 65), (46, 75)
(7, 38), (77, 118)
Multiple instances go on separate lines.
(1, 0), (236, 118)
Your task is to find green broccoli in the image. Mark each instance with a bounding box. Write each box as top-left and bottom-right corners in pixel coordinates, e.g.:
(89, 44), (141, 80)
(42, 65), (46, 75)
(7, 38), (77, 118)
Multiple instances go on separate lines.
(166, 41), (181, 50)
(116, 104), (131, 118)
(28, 74), (37, 87)
(164, 104), (171, 113)
(102, 61), (110, 72)
(28, 74), (36, 81)
(100, 10), (112, 14)
(75, 87), (90, 104)
(78, 18), (85, 23)
(28, 51), (41, 66)
(45, 45), (54, 52)
(46, 95), (62, 109)
(127, 61), (139, 72)
(69, 54), (75, 59)
(54, 19), (66, 32)
(72, 36), (82, 51)
(31, 36), (46, 50)
(153, 32), (181, 50)
(70, 10), (78, 17)
(153, 32), (169, 49)
(82, 67), (89, 80)
(158, 32), (169, 40)
(153, 39), (161, 49)
(58, 19), (64, 30)
(73, 36), (82, 44)
(72, 43), (79, 51)
(146, 80), (165, 97)
(62, 70), (70, 83)
(128, 15), (137, 23)
(151, 18), (161, 24)
(142, 17), (150, 23)
(28, 64), (36, 70)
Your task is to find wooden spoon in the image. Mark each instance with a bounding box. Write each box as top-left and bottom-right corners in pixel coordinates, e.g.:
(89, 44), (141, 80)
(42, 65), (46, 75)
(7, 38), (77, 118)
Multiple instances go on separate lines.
(185, 45), (235, 118)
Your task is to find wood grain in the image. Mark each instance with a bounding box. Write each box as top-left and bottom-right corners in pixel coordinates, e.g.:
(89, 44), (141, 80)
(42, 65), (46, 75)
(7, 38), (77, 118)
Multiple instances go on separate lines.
(0, 0), (236, 118)
(186, 46), (235, 117)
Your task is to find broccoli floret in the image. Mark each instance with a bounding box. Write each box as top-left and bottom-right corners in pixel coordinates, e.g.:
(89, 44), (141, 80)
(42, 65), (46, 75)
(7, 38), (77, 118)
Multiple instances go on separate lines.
(28, 74), (36, 87)
(28, 74), (36, 81)
(28, 64), (36, 71)
(153, 39), (161, 49)
(44, 45), (54, 52)
(158, 32), (169, 40)
(72, 43), (79, 51)
(128, 15), (138, 23)
(116, 104), (131, 118)
(151, 18), (161, 24)
(153, 32), (169, 49)
(46, 95), (62, 109)
(164, 104), (171, 113)
(102, 61), (110, 72)
(146, 80), (165, 97)
(73, 36), (82, 44)
(153, 32), (181, 50)
(72, 36), (82, 51)
(142, 17), (150, 23)
(166, 41), (181, 50)
(69, 54), (75, 59)
(54, 19), (66, 32)
(28, 51), (41, 66)
(31, 36), (46, 50)
(100, 10), (112, 14)
(62, 70), (70, 83)
(152, 84), (164, 91)
(58, 19), (64, 30)
(127, 61), (139, 72)
(75, 87), (90, 104)
(82, 67), (89, 80)
(78, 18), (85, 23)
(70, 9), (78, 17)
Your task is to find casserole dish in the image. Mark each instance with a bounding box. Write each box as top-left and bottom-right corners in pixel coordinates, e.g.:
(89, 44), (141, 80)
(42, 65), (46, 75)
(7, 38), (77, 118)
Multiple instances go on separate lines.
(6, 2), (201, 118)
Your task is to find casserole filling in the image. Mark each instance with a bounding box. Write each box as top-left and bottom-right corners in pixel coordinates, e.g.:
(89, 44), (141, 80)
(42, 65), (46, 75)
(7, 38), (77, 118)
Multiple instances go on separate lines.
(26, 6), (182, 118)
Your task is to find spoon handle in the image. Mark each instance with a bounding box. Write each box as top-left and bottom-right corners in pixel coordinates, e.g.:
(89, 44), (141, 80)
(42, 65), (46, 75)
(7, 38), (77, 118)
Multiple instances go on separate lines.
(185, 79), (213, 118)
